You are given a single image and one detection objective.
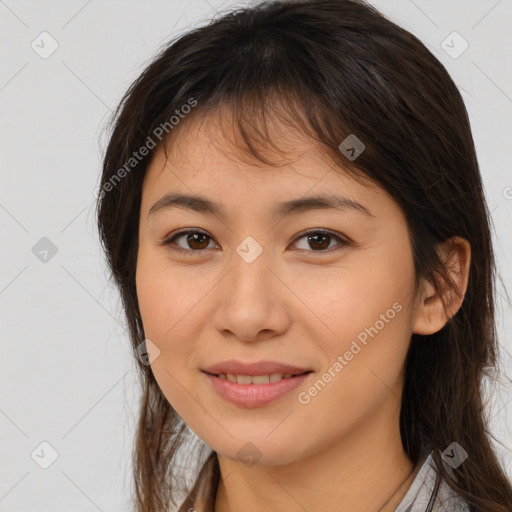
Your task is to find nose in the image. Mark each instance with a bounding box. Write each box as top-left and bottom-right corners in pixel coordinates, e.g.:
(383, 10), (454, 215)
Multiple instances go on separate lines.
(213, 243), (291, 343)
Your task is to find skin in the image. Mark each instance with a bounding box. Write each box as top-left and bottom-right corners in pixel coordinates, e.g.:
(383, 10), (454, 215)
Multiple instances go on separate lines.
(135, 107), (471, 512)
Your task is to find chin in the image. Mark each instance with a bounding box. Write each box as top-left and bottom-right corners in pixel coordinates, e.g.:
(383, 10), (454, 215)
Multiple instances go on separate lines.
(212, 435), (308, 467)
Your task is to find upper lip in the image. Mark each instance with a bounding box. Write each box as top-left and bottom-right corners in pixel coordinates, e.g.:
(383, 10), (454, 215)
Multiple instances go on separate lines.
(202, 359), (313, 376)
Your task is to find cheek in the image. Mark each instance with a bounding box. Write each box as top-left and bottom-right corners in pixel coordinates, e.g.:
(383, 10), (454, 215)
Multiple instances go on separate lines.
(135, 249), (217, 389)
(291, 269), (413, 442)
(292, 259), (413, 342)
(135, 260), (191, 403)
(136, 248), (201, 342)
(136, 255), (205, 421)
(292, 246), (416, 389)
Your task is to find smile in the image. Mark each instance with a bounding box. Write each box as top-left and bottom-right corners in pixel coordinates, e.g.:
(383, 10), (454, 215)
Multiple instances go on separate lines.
(202, 370), (313, 407)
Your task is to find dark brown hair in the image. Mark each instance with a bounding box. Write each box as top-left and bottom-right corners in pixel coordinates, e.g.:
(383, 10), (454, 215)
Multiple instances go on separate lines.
(96, 0), (512, 510)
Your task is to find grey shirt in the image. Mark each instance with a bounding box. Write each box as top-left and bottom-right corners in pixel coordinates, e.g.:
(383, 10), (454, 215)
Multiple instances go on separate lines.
(393, 453), (469, 512)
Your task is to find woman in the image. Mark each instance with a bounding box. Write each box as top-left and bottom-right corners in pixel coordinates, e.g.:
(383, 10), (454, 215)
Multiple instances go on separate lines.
(96, 0), (512, 510)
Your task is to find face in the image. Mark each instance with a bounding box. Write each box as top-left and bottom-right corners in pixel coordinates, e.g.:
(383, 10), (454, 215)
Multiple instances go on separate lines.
(136, 109), (421, 466)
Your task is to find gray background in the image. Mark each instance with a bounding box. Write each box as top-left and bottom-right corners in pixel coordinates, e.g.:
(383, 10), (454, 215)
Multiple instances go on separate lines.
(1, 0), (511, 510)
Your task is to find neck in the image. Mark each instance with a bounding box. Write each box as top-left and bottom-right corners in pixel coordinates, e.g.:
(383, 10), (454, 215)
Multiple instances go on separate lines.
(214, 404), (414, 512)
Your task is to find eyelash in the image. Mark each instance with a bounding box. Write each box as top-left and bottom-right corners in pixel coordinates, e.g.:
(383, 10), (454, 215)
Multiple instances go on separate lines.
(159, 228), (350, 256)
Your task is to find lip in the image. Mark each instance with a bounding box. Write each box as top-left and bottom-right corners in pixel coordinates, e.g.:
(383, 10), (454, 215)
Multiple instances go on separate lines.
(202, 359), (312, 376)
(203, 371), (313, 408)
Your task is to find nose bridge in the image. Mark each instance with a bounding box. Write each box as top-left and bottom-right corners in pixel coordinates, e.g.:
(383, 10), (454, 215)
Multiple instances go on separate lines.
(214, 234), (288, 339)
(229, 234), (272, 302)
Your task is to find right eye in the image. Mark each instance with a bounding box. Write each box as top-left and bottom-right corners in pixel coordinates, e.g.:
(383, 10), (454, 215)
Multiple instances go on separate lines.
(160, 229), (218, 254)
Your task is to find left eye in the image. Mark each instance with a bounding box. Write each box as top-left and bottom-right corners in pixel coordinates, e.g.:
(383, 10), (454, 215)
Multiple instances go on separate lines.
(293, 229), (349, 252)
(160, 229), (349, 254)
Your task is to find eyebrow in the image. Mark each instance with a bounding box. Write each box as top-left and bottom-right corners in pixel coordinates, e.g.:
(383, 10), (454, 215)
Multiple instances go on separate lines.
(147, 193), (374, 219)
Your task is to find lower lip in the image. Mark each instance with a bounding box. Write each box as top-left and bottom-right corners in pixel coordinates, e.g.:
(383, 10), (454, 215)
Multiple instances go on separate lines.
(203, 371), (312, 408)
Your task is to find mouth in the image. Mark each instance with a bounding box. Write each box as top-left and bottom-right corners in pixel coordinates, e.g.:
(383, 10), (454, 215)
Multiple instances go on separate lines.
(201, 370), (314, 408)
(202, 370), (313, 385)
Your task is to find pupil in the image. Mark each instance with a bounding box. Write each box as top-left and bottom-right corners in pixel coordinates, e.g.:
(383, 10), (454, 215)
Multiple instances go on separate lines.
(309, 233), (329, 250)
(189, 233), (208, 249)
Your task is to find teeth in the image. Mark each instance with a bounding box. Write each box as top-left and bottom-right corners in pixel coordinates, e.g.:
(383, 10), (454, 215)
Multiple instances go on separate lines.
(236, 374), (252, 384)
(217, 373), (297, 384)
(251, 374), (270, 384)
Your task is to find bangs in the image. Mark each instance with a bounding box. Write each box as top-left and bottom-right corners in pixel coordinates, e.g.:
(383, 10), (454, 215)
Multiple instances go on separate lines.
(159, 86), (370, 187)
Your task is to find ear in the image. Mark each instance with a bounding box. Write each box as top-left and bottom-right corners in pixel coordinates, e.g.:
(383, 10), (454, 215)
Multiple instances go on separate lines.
(412, 236), (471, 335)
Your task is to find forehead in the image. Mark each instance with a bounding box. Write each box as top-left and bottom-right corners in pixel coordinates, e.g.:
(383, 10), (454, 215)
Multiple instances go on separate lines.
(142, 107), (380, 200)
